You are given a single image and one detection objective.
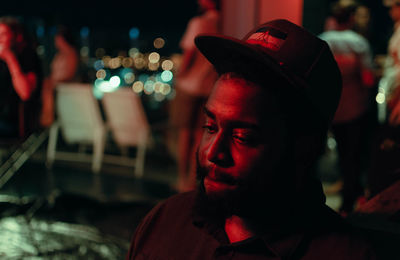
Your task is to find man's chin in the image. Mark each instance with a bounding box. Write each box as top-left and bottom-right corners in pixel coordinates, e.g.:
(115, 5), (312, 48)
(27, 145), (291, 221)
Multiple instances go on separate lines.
(194, 179), (237, 220)
(203, 176), (238, 195)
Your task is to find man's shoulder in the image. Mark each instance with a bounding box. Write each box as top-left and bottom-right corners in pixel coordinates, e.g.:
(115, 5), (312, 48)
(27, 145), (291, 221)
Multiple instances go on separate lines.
(159, 190), (197, 209)
(127, 191), (206, 259)
(307, 220), (378, 259)
(143, 191), (197, 223)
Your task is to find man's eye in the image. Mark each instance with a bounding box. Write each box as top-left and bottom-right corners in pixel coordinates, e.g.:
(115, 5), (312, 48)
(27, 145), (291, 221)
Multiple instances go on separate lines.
(232, 132), (259, 145)
(232, 134), (250, 143)
(202, 124), (216, 133)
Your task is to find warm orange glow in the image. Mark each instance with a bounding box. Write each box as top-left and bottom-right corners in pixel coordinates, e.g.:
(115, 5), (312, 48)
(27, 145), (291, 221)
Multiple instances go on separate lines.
(132, 81), (144, 93)
(109, 57), (122, 69)
(96, 69), (106, 79)
(102, 56), (111, 68)
(153, 37), (165, 49)
(134, 56), (146, 70)
(161, 60), (174, 71)
(154, 81), (163, 93)
(129, 48), (139, 58)
(148, 62), (159, 71)
(148, 52), (160, 63)
(122, 57), (134, 68)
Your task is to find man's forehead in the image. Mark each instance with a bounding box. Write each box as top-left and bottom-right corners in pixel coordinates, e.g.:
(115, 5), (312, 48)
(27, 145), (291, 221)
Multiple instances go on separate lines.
(205, 77), (285, 123)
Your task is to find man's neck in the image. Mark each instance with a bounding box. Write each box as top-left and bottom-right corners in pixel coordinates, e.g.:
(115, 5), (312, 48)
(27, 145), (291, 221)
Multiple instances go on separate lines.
(224, 215), (256, 243)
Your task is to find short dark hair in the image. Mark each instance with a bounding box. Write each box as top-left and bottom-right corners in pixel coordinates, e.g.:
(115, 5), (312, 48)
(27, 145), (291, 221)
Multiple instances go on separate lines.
(331, 2), (359, 25)
(0, 16), (28, 53)
(56, 25), (77, 48)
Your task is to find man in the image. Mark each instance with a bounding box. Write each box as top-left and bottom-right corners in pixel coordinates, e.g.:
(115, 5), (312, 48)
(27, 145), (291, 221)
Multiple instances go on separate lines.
(127, 19), (377, 259)
(319, 2), (376, 215)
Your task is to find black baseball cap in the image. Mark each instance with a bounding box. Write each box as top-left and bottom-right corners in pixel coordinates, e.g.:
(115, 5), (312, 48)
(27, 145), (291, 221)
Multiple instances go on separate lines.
(195, 19), (342, 127)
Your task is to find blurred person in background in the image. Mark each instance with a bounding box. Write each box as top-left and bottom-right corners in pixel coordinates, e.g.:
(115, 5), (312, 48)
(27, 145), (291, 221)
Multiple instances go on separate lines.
(0, 16), (43, 138)
(171, 0), (221, 192)
(353, 4), (372, 41)
(40, 25), (79, 128)
(366, 0), (400, 200)
(319, 2), (376, 215)
(379, 0), (400, 125)
(324, 0), (357, 31)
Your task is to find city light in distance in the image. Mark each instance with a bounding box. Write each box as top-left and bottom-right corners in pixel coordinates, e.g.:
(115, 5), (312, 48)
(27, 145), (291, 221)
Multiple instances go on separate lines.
(161, 70), (173, 82)
(161, 60), (173, 71)
(148, 52), (160, 63)
(153, 37), (165, 49)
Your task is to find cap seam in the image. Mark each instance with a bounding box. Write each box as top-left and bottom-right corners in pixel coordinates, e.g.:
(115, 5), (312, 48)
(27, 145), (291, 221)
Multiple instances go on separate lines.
(304, 44), (326, 78)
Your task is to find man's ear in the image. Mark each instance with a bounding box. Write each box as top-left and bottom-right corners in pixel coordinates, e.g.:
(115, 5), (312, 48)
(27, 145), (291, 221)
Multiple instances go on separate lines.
(293, 133), (326, 190)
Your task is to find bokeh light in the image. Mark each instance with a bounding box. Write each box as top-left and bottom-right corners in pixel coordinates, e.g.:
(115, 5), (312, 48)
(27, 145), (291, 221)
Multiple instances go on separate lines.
(132, 81), (144, 93)
(148, 52), (160, 63)
(376, 93), (385, 104)
(102, 56), (111, 68)
(161, 70), (173, 82)
(161, 60), (173, 71)
(161, 83), (171, 95)
(96, 69), (106, 79)
(376, 87), (386, 104)
(80, 27), (90, 38)
(148, 62), (159, 71)
(144, 80), (155, 95)
(80, 46), (89, 57)
(109, 57), (122, 69)
(94, 79), (118, 93)
(122, 57), (134, 68)
(94, 60), (104, 71)
(129, 48), (139, 58)
(124, 72), (135, 84)
(129, 27), (140, 39)
(36, 45), (45, 57)
(153, 37), (165, 49)
(134, 57), (146, 70)
(109, 76), (121, 87)
(95, 48), (106, 58)
(153, 82), (163, 93)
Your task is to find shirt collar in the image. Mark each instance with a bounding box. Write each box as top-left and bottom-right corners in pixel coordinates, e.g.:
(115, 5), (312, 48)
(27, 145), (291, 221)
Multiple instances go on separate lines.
(192, 202), (341, 258)
(193, 211), (308, 258)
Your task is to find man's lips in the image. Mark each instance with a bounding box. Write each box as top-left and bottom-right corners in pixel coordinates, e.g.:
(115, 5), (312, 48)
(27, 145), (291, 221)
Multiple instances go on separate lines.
(204, 167), (238, 186)
(204, 176), (237, 192)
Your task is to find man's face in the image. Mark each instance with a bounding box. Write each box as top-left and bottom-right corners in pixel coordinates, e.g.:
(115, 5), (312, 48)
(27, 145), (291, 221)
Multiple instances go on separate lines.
(197, 76), (289, 200)
(0, 24), (14, 49)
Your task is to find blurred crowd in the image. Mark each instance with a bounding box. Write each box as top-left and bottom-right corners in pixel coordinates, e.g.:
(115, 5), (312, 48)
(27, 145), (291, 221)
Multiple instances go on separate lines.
(318, 0), (400, 217)
(0, 17), (79, 140)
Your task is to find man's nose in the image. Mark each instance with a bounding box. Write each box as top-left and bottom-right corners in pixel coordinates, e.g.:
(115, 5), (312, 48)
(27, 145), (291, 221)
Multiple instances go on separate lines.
(206, 132), (231, 166)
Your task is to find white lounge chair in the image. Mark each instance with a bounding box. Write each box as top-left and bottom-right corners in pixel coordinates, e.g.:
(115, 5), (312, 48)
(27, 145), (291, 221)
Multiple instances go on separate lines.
(101, 87), (150, 178)
(46, 83), (106, 173)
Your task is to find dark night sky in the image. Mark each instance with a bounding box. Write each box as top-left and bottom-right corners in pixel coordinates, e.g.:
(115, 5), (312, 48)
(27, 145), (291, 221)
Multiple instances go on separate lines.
(1, 0), (198, 55)
(2, 0), (394, 56)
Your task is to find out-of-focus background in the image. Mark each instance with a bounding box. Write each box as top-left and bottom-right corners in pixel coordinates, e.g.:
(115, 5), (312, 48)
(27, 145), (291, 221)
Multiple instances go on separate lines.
(0, 0), (399, 258)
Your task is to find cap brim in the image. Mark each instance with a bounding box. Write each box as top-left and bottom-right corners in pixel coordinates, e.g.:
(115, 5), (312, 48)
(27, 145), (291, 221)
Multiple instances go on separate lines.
(195, 34), (300, 89)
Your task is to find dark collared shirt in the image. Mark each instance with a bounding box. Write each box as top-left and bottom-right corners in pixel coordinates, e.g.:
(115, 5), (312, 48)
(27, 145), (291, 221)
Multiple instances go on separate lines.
(127, 191), (376, 259)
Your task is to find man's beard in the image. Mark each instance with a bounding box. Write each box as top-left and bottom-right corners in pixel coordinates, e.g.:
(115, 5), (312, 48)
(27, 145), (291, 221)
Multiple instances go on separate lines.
(194, 150), (297, 223)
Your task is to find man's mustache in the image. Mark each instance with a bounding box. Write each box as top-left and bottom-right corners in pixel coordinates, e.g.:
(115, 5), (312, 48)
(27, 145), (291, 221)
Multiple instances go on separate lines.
(198, 163), (240, 186)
